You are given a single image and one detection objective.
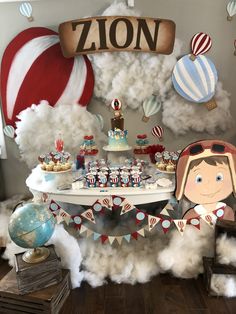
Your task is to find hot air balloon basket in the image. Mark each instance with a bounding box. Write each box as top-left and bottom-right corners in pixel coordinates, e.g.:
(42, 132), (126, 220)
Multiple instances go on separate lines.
(27, 16), (34, 22)
(0, 269), (70, 314)
(205, 99), (217, 111)
(203, 257), (236, 296)
(142, 115), (149, 122)
(189, 54), (196, 61)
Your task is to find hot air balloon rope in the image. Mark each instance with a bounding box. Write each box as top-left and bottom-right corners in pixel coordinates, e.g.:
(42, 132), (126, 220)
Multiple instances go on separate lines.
(48, 197), (225, 243)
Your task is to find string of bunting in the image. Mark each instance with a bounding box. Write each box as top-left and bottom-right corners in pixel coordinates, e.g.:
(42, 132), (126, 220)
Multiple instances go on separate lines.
(48, 195), (225, 244)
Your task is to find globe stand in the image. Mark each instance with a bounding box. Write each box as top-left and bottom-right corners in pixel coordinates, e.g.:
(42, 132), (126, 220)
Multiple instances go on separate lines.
(22, 247), (50, 264)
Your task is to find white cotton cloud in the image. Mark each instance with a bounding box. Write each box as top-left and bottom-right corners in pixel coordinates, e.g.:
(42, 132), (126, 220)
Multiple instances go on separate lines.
(15, 101), (107, 168)
(211, 275), (236, 297)
(2, 206), (236, 297)
(80, 234), (167, 286)
(89, 1), (182, 111)
(216, 233), (236, 267)
(162, 83), (232, 135)
(47, 224), (84, 288)
(89, 1), (232, 135)
(158, 222), (215, 278)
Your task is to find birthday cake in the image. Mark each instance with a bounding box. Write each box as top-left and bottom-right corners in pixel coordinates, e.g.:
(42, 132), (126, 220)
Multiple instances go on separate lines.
(105, 99), (130, 151)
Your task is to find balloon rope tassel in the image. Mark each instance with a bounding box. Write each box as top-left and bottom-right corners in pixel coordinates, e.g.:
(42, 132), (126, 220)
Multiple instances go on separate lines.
(189, 54), (196, 61)
(234, 49), (236, 56)
(142, 115), (149, 122)
(205, 98), (217, 111)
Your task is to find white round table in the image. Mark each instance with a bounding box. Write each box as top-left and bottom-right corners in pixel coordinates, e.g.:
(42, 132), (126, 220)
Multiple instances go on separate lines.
(26, 166), (175, 206)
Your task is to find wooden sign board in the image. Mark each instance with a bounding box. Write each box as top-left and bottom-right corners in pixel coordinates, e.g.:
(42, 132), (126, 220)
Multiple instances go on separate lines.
(59, 16), (176, 57)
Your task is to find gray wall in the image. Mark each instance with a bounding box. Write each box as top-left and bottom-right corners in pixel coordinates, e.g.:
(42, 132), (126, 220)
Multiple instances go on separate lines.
(0, 0), (235, 198)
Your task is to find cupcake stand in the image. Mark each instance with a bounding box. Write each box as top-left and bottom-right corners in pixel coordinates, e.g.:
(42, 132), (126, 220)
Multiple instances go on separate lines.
(103, 145), (133, 164)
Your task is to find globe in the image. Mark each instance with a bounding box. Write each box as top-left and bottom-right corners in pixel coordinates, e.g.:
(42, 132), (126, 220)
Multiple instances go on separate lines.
(8, 203), (56, 263)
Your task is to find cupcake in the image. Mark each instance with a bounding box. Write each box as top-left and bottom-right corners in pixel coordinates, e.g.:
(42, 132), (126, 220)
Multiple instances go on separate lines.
(46, 164), (54, 171)
(53, 164), (62, 172)
(156, 161), (166, 171)
(166, 162), (175, 172)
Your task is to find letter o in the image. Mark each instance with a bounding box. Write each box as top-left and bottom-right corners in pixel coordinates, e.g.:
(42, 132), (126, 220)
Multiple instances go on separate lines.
(109, 18), (133, 49)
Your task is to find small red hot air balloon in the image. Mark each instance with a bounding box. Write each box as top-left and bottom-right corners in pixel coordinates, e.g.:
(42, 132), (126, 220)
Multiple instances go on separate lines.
(85, 211), (94, 221)
(152, 125), (164, 141)
(125, 203), (131, 211)
(150, 217), (157, 229)
(111, 98), (122, 111)
(102, 198), (110, 208)
(178, 220), (184, 232)
(190, 32), (212, 61)
(205, 215), (213, 226)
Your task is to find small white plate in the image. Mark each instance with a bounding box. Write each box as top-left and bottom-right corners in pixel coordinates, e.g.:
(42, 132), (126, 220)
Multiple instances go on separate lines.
(156, 168), (175, 175)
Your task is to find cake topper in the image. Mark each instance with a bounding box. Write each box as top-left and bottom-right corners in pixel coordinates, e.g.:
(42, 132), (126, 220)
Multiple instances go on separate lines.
(110, 98), (124, 131)
(111, 98), (122, 117)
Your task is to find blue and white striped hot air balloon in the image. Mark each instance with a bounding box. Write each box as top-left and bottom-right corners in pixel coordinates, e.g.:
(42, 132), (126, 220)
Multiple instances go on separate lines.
(94, 114), (104, 130)
(227, 0), (236, 21)
(3, 125), (15, 138)
(172, 54), (218, 110)
(19, 2), (33, 22)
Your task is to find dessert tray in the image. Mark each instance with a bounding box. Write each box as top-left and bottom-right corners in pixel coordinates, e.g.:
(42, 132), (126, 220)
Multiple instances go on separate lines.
(156, 169), (175, 175)
(41, 168), (72, 174)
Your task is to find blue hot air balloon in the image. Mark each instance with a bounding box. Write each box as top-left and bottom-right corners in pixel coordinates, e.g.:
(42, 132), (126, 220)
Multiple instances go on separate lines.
(227, 0), (236, 20)
(172, 54), (218, 110)
(142, 95), (162, 122)
(3, 125), (15, 138)
(94, 114), (104, 130)
(19, 2), (33, 22)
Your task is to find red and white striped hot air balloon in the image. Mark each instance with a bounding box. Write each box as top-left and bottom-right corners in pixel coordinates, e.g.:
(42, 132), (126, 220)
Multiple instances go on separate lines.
(124, 203), (131, 211)
(111, 98), (122, 111)
(178, 220), (184, 232)
(150, 217), (157, 229)
(0, 27), (94, 127)
(102, 198), (110, 208)
(152, 125), (164, 141)
(85, 211), (94, 221)
(205, 214), (213, 226)
(190, 32), (212, 61)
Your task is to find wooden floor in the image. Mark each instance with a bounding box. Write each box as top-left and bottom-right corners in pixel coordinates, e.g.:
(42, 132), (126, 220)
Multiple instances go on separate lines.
(1, 254), (236, 314)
